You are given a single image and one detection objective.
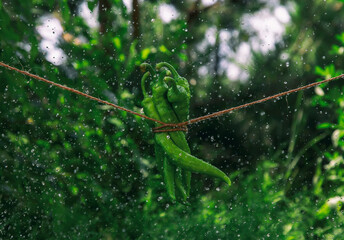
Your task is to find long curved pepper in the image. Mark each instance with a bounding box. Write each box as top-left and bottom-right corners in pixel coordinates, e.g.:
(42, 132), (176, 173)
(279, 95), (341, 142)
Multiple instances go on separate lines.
(151, 69), (192, 199)
(141, 64), (189, 201)
(157, 64), (192, 194)
(156, 144), (176, 200)
(155, 132), (231, 186)
(141, 72), (150, 98)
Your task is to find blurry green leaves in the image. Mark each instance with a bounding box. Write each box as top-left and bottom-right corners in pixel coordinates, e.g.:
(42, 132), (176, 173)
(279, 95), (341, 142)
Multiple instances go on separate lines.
(158, 45), (170, 55)
(335, 32), (344, 44)
(113, 37), (122, 50)
(73, 59), (90, 70)
(70, 186), (79, 195)
(139, 44), (188, 63)
(329, 32), (344, 55)
(59, 0), (71, 23)
(36, 139), (51, 149)
(59, 94), (65, 104)
(87, 0), (97, 12)
(63, 141), (72, 151)
(120, 89), (133, 99)
(311, 31), (344, 231)
(331, 129), (344, 148)
(108, 117), (124, 129)
(313, 158), (324, 197)
(141, 48), (150, 60)
(317, 197), (344, 220)
(140, 45), (171, 60)
(317, 122), (335, 129)
(0, 1), (185, 239)
(315, 64), (341, 80)
(330, 44), (344, 56)
(177, 52), (188, 61)
(7, 132), (29, 146)
(76, 172), (88, 180)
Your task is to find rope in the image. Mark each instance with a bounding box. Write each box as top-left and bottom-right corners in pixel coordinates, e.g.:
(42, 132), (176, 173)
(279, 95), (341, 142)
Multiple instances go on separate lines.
(1, 61), (343, 133)
(164, 73), (344, 129)
(153, 126), (188, 133)
(0, 62), (166, 125)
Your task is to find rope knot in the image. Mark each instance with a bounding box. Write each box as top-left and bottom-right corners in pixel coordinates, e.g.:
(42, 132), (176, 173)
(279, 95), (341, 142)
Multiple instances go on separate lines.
(152, 123), (188, 133)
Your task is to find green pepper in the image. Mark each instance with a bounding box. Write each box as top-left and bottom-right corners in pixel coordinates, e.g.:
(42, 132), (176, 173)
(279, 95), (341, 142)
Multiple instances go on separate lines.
(150, 69), (190, 151)
(141, 66), (189, 201)
(156, 62), (192, 195)
(141, 71), (160, 123)
(150, 66), (192, 201)
(174, 163), (188, 201)
(156, 62), (190, 95)
(155, 132), (231, 186)
(141, 63), (231, 201)
(156, 62), (190, 122)
(141, 71), (177, 200)
(156, 144), (176, 200)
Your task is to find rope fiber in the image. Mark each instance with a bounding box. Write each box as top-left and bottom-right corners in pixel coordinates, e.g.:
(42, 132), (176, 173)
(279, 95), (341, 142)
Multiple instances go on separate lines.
(1, 61), (343, 132)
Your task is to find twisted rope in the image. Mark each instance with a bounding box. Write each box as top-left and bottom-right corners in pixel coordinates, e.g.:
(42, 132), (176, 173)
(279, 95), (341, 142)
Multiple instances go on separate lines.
(0, 62), (166, 125)
(1, 61), (343, 133)
(153, 73), (344, 130)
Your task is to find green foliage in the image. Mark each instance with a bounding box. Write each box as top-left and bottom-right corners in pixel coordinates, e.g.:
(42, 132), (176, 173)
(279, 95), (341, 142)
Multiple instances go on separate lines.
(1, 0), (344, 239)
(309, 33), (344, 238)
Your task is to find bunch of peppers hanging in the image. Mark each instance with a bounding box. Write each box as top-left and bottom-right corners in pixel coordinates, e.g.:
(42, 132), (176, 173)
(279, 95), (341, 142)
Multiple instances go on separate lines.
(140, 62), (231, 203)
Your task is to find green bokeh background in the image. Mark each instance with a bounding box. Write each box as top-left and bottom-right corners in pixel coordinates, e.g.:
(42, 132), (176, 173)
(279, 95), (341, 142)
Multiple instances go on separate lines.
(1, 0), (344, 239)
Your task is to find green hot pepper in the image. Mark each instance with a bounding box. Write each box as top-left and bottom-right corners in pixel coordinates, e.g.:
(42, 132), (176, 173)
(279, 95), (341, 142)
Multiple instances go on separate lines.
(150, 66), (192, 201)
(140, 62), (231, 202)
(141, 71), (177, 200)
(155, 132), (231, 186)
(141, 65), (189, 201)
(156, 62), (192, 195)
(156, 62), (191, 122)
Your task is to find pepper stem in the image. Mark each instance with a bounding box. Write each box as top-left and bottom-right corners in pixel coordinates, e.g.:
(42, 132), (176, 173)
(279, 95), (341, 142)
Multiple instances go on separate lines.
(156, 62), (180, 79)
(140, 63), (156, 77)
(141, 72), (151, 98)
(158, 69), (170, 85)
(164, 76), (177, 88)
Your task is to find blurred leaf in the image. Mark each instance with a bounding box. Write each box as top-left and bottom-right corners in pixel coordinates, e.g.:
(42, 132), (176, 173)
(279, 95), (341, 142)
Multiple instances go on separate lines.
(87, 0), (97, 11)
(330, 44), (344, 55)
(70, 186), (79, 195)
(178, 52), (187, 61)
(141, 48), (150, 60)
(331, 129), (344, 147)
(113, 37), (122, 50)
(159, 45), (171, 55)
(108, 118), (124, 128)
(336, 32), (344, 44)
(317, 122), (333, 129)
(60, 0), (71, 23)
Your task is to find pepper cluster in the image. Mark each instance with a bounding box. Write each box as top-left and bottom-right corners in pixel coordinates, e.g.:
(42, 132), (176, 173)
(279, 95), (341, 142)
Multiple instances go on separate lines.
(141, 62), (231, 203)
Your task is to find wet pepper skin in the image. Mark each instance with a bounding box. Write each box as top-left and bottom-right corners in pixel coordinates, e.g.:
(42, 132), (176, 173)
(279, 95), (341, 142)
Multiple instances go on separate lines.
(156, 62), (192, 195)
(141, 66), (189, 201)
(157, 62), (191, 122)
(140, 63), (231, 202)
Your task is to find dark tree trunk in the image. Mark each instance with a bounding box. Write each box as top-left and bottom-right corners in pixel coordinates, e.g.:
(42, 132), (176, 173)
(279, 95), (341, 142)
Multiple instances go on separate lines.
(99, 0), (111, 35)
(214, 30), (220, 82)
(132, 0), (140, 43)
